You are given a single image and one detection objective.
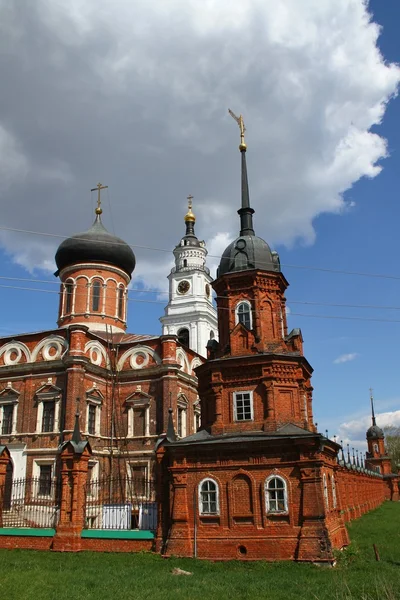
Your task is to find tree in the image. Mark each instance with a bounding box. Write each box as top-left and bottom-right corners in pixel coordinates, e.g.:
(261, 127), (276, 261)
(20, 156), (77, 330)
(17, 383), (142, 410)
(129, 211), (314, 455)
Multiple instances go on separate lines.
(383, 426), (400, 472)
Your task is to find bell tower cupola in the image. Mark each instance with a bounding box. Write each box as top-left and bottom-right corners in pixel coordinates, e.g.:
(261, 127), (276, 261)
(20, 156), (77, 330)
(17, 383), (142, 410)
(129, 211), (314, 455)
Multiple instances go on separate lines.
(55, 184), (135, 333)
(160, 196), (217, 358)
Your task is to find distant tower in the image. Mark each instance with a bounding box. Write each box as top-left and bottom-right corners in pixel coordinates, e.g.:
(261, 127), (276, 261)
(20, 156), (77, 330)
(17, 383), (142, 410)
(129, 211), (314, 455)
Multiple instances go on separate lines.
(365, 389), (391, 475)
(160, 197), (217, 358)
(55, 184), (135, 333)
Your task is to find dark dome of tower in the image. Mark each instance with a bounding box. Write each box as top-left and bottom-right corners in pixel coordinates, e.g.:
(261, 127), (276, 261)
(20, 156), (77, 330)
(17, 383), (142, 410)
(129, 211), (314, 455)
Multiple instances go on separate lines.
(55, 215), (136, 277)
(217, 234), (280, 278)
(366, 424), (384, 440)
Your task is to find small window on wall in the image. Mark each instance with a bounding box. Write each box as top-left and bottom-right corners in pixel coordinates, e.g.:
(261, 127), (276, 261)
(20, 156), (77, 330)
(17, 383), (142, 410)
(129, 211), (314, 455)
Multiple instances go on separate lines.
(42, 401), (55, 432)
(38, 465), (52, 497)
(92, 280), (102, 312)
(199, 479), (219, 515)
(65, 281), (74, 314)
(323, 473), (329, 509)
(88, 404), (96, 435)
(177, 328), (189, 347)
(1, 404), (14, 435)
(233, 391), (253, 421)
(331, 475), (337, 509)
(265, 476), (288, 513)
(236, 301), (252, 329)
(118, 286), (124, 319)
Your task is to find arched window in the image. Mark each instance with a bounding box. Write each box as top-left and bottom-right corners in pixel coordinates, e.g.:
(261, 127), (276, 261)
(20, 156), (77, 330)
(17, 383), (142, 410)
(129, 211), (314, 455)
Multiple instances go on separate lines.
(265, 475), (288, 513)
(331, 475), (337, 509)
(373, 443), (379, 453)
(177, 328), (189, 347)
(323, 473), (329, 509)
(65, 281), (74, 314)
(236, 301), (252, 330)
(199, 478), (219, 515)
(92, 280), (102, 312)
(183, 259), (187, 267)
(118, 286), (124, 320)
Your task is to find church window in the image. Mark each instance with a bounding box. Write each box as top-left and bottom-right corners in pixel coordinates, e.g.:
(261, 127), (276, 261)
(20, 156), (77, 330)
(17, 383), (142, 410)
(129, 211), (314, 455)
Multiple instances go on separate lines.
(38, 464), (52, 497)
(183, 259), (187, 267)
(331, 475), (337, 509)
(373, 444), (378, 453)
(323, 473), (329, 509)
(177, 328), (190, 347)
(42, 401), (55, 432)
(236, 301), (252, 330)
(88, 404), (96, 435)
(118, 286), (124, 320)
(199, 478), (219, 515)
(92, 280), (102, 312)
(65, 281), (74, 314)
(265, 476), (288, 513)
(1, 404), (14, 435)
(233, 391), (253, 421)
(177, 395), (188, 438)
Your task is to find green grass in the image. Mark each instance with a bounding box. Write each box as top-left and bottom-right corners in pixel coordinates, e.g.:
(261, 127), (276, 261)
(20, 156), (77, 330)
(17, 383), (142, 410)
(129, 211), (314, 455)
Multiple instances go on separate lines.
(0, 502), (399, 600)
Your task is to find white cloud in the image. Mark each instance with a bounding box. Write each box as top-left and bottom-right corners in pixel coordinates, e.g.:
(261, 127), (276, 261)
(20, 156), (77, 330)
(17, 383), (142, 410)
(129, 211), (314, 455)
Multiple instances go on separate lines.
(0, 0), (398, 287)
(336, 409), (400, 453)
(333, 352), (359, 364)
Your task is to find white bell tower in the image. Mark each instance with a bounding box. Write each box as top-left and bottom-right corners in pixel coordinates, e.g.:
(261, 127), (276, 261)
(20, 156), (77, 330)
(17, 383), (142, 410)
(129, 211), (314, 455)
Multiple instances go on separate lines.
(160, 196), (218, 358)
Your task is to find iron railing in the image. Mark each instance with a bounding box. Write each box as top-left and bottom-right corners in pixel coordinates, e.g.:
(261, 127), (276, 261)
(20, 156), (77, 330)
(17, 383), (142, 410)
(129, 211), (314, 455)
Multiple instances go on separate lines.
(84, 476), (157, 530)
(0, 476), (61, 528)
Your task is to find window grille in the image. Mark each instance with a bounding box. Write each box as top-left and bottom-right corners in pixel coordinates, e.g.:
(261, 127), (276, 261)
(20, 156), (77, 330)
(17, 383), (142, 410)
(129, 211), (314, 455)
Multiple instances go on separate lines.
(38, 465), (52, 496)
(199, 479), (219, 515)
(234, 392), (253, 421)
(237, 302), (251, 329)
(1, 404), (13, 435)
(266, 476), (288, 513)
(88, 404), (96, 435)
(42, 401), (55, 432)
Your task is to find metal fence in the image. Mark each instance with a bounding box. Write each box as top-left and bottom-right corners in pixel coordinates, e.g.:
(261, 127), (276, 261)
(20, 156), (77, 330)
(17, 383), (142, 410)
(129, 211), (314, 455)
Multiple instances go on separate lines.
(84, 476), (157, 531)
(0, 477), (61, 528)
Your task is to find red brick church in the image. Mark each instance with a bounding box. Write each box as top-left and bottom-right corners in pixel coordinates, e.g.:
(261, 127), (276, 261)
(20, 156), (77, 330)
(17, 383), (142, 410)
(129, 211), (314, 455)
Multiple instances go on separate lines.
(0, 116), (398, 560)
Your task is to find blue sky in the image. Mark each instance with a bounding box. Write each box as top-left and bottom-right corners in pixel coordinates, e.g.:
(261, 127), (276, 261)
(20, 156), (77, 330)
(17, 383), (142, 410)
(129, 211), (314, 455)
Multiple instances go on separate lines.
(0, 0), (399, 450)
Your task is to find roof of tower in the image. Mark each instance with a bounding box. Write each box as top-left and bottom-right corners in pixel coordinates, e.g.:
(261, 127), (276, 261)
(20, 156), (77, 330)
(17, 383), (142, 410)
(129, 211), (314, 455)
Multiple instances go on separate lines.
(217, 110), (280, 278)
(55, 211), (136, 277)
(177, 196), (201, 248)
(366, 424), (384, 440)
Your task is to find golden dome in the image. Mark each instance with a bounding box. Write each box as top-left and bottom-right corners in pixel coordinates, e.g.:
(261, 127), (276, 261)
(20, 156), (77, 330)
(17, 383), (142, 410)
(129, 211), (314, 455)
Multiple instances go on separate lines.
(184, 195), (196, 223)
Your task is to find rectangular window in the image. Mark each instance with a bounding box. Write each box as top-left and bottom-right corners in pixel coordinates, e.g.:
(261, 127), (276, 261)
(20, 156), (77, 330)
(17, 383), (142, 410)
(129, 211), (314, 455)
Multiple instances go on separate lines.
(42, 401), (55, 432)
(38, 465), (52, 496)
(234, 392), (253, 421)
(133, 409), (146, 437)
(130, 465), (147, 497)
(2, 405), (14, 435)
(88, 404), (96, 435)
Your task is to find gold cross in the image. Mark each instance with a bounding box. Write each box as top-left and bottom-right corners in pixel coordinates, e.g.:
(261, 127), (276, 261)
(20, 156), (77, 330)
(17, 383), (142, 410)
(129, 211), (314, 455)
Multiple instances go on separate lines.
(91, 182), (108, 215)
(228, 108), (247, 150)
(187, 194), (193, 210)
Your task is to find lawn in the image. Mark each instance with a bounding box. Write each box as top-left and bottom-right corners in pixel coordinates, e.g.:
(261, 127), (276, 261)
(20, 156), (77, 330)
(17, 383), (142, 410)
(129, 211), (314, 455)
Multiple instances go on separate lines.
(0, 502), (399, 600)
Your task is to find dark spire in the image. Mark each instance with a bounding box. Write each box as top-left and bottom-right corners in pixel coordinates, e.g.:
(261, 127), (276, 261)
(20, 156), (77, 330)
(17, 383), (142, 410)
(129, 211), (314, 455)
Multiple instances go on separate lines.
(228, 109), (255, 237)
(347, 443), (350, 463)
(238, 148), (255, 236)
(166, 407), (177, 443)
(72, 410), (82, 445)
(340, 440), (345, 462)
(370, 388), (376, 426)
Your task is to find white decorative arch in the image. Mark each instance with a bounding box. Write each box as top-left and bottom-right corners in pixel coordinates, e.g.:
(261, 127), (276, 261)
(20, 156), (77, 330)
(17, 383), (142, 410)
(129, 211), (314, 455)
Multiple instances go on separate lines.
(0, 341), (31, 365)
(117, 345), (161, 371)
(190, 357), (202, 373)
(176, 348), (190, 373)
(32, 335), (68, 362)
(88, 274), (106, 284)
(84, 340), (110, 367)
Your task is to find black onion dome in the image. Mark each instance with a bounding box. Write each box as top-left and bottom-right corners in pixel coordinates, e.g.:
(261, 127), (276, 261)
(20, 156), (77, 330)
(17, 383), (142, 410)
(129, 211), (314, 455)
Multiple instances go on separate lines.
(55, 215), (136, 277)
(217, 234), (280, 277)
(366, 424), (384, 440)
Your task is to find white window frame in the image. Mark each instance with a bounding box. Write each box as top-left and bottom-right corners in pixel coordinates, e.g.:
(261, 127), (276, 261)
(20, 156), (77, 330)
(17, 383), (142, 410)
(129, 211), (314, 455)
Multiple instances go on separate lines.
(126, 395), (151, 438)
(265, 474), (288, 514)
(235, 300), (252, 330)
(177, 395), (188, 438)
(331, 474), (337, 509)
(198, 478), (220, 516)
(0, 398), (18, 435)
(32, 459), (56, 499)
(233, 391), (254, 422)
(323, 473), (329, 510)
(36, 395), (61, 434)
(86, 400), (101, 437)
